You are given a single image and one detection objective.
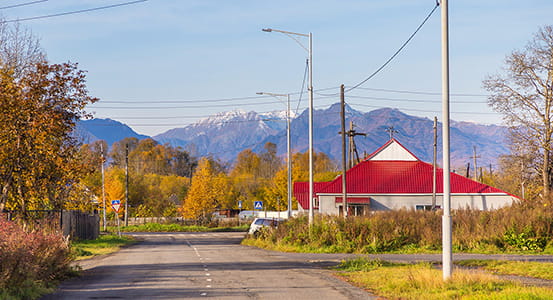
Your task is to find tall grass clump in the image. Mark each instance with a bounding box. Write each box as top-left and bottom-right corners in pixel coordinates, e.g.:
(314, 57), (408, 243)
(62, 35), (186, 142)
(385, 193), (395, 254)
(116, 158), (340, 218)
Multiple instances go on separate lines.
(253, 201), (553, 254)
(0, 217), (75, 299)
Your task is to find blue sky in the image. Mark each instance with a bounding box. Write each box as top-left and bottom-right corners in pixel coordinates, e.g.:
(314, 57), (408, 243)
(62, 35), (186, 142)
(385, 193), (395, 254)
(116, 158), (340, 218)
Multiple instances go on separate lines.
(3, 0), (553, 136)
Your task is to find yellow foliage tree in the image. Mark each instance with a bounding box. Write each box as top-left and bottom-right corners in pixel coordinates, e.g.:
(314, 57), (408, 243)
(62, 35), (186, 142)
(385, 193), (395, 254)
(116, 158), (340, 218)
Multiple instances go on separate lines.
(181, 158), (232, 220)
(104, 167), (125, 216)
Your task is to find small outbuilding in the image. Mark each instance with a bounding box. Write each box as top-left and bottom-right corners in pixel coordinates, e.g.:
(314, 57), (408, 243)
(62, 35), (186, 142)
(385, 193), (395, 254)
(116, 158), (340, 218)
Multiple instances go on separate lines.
(294, 139), (518, 216)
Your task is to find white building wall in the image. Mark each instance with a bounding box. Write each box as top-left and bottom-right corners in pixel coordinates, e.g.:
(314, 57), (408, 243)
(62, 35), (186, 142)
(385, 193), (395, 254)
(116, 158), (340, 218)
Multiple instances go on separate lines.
(316, 194), (517, 215)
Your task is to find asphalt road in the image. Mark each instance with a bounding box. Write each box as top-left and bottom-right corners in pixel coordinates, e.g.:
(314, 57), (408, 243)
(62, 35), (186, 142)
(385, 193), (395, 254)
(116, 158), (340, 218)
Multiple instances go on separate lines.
(41, 232), (374, 300)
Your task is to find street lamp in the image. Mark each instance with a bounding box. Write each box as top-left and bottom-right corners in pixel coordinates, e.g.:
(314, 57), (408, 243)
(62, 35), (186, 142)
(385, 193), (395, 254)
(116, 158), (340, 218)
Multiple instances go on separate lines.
(257, 92), (292, 219)
(262, 28), (314, 225)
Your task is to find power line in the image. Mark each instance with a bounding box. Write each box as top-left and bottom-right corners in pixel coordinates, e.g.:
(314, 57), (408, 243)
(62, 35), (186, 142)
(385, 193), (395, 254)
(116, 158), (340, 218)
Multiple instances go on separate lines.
(0, 0), (47, 10)
(347, 102), (499, 115)
(92, 99), (284, 109)
(99, 95), (267, 104)
(347, 94), (486, 104)
(353, 86), (487, 97)
(1, 0), (147, 23)
(345, 2), (439, 93)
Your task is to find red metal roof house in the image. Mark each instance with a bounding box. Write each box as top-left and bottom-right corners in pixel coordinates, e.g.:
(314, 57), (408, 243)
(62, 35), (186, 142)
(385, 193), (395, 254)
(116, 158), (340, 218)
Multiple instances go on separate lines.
(293, 139), (518, 216)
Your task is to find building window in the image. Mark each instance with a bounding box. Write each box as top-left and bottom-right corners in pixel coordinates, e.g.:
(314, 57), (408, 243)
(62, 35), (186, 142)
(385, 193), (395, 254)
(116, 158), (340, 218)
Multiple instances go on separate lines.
(349, 204), (369, 216)
(415, 205), (441, 211)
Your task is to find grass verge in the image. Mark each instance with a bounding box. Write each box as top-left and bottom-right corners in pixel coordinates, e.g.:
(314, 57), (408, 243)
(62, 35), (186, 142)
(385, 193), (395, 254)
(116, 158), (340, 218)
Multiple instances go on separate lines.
(110, 223), (249, 233)
(335, 257), (553, 299)
(71, 234), (137, 260)
(457, 259), (553, 281)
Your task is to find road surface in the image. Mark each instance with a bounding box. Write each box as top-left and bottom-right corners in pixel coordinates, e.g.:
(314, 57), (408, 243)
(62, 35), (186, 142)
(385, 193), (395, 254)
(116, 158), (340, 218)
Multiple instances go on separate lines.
(42, 232), (373, 299)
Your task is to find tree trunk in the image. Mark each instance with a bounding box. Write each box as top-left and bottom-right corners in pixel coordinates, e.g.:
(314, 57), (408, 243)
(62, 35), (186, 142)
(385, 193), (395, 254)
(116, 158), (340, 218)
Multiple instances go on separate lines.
(543, 149), (551, 198)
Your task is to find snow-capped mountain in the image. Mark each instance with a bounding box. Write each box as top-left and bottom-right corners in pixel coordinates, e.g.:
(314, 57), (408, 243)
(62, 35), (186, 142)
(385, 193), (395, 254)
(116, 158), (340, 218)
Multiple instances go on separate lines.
(153, 110), (285, 160)
(80, 105), (509, 168)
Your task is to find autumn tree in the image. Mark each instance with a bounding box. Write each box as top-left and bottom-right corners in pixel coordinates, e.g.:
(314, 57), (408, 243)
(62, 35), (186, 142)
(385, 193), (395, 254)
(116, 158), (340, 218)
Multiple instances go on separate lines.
(292, 151), (338, 182)
(229, 149), (262, 209)
(484, 26), (553, 198)
(0, 20), (45, 78)
(0, 62), (98, 213)
(181, 157), (233, 221)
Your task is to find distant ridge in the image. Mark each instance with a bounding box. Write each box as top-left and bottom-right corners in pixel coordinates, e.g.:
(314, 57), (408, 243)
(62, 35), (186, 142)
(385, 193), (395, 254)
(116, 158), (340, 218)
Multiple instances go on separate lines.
(77, 105), (509, 168)
(75, 118), (149, 146)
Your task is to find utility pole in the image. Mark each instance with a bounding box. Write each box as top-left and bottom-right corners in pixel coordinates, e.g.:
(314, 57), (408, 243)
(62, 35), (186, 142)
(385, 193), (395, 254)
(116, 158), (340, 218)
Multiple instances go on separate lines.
(347, 122), (366, 169)
(125, 143), (129, 227)
(441, 0), (453, 280)
(470, 146), (480, 181)
(340, 84), (348, 217)
(100, 143), (107, 231)
(385, 126), (398, 140)
(432, 117), (437, 210)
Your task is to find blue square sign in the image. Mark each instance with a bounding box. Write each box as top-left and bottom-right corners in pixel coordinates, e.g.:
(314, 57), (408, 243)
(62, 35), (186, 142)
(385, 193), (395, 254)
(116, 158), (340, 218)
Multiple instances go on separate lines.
(254, 201), (263, 210)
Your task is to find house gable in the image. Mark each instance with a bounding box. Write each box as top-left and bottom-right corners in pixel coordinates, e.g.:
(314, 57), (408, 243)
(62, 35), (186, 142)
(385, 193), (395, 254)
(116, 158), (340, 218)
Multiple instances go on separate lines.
(367, 138), (418, 161)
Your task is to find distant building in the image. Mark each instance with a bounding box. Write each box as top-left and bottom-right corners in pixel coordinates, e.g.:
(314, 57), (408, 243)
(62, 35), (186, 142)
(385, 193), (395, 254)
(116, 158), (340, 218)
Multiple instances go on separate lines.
(293, 139), (518, 216)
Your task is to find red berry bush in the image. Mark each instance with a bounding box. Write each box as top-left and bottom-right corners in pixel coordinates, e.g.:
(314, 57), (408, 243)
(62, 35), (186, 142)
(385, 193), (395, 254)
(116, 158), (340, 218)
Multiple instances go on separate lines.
(0, 217), (75, 299)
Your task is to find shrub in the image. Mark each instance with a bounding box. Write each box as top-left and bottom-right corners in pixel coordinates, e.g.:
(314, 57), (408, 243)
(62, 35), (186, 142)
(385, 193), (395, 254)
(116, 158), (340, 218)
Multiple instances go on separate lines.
(253, 202), (553, 254)
(0, 217), (75, 299)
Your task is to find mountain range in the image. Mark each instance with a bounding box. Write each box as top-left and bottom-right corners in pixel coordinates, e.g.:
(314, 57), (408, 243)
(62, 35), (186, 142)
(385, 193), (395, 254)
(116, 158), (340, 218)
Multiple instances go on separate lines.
(77, 104), (509, 169)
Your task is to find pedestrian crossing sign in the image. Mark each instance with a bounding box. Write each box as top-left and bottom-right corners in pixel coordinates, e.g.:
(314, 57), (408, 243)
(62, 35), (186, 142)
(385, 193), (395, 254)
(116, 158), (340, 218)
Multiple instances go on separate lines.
(254, 201), (263, 210)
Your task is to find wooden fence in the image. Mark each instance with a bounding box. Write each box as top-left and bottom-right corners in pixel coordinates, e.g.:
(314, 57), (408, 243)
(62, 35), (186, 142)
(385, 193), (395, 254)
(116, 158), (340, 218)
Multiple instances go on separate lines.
(2, 210), (99, 240)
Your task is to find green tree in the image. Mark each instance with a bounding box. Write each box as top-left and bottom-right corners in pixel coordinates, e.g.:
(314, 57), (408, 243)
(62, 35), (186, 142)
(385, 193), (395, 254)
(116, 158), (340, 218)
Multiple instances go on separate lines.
(484, 25), (553, 198)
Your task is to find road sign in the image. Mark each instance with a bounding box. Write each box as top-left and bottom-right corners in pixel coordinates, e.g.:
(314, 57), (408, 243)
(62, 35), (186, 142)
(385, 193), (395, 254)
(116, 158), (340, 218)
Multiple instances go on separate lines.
(111, 200), (121, 213)
(254, 201), (263, 210)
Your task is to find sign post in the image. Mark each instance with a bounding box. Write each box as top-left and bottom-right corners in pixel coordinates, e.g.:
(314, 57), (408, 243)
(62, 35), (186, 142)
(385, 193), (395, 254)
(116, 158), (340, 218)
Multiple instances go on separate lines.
(254, 201), (263, 218)
(111, 200), (121, 237)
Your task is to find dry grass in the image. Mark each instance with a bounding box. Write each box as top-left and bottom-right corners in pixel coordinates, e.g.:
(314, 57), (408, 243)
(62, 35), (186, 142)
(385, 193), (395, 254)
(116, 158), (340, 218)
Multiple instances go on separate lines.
(336, 259), (553, 299)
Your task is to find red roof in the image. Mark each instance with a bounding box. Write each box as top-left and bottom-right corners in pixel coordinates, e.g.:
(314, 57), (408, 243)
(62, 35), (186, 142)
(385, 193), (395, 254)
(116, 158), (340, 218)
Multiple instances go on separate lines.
(319, 160), (507, 194)
(294, 182), (330, 209)
(293, 139), (515, 210)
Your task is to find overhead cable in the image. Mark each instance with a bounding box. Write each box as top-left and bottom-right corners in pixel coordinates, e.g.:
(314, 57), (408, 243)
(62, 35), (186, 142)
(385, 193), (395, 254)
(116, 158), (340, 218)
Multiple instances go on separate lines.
(342, 2), (440, 94)
(0, 0), (47, 10)
(1, 0), (147, 23)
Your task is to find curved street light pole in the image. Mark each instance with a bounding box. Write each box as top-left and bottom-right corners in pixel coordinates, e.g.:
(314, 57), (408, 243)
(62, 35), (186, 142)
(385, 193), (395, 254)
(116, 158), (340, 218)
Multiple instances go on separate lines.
(262, 28), (314, 225)
(257, 92), (292, 219)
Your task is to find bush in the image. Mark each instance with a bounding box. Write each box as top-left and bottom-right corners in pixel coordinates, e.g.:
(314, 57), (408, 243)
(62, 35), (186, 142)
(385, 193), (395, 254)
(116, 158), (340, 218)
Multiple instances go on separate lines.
(253, 202), (553, 254)
(0, 217), (75, 299)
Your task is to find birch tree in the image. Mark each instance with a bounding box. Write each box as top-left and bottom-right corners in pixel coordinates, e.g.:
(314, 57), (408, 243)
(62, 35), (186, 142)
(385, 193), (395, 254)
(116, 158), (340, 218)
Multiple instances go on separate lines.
(484, 25), (553, 198)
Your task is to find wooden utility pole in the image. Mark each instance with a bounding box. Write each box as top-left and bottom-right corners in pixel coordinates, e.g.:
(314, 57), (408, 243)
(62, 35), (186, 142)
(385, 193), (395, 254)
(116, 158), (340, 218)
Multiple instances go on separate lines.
(347, 122), (366, 169)
(432, 116), (437, 210)
(340, 84), (348, 217)
(385, 126), (398, 140)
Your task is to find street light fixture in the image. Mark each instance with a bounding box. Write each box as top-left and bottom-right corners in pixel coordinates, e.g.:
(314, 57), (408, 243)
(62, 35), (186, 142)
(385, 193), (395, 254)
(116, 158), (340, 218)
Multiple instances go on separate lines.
(256, 92), (292, 219)
(262, 27), (314, 225)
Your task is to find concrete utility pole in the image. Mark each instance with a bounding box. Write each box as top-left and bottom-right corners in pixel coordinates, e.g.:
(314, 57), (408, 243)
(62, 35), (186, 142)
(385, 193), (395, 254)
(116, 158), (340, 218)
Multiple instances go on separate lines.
(340, 84), (348, 217)
(125, 143), (129, 227)
(441, 0), (453, 280)
(101, 143), (107, 231)
(470, 146), (481, 181)
(432, 116), (437, 210)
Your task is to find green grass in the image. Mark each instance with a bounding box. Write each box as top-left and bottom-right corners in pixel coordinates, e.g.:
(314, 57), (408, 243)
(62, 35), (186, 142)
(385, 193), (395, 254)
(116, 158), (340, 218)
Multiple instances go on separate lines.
(457, 259), (553, 281)
(110, 223), (249, 233)
(71, 234), (136, 260)
(335, 257), (553, 299)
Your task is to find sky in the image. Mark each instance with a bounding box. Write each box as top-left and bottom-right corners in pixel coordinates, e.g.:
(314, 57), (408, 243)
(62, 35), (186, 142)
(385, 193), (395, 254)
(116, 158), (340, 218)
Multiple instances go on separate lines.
(2, 0), (553, 136)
